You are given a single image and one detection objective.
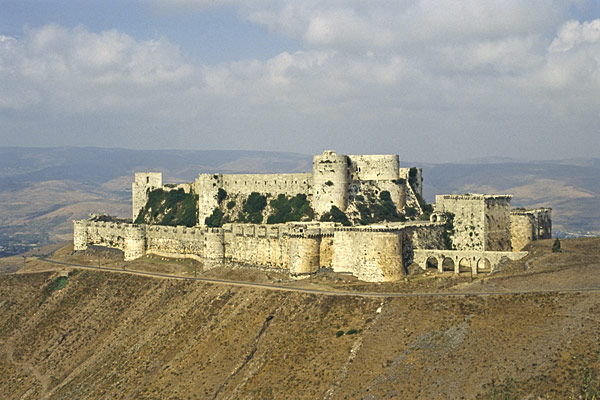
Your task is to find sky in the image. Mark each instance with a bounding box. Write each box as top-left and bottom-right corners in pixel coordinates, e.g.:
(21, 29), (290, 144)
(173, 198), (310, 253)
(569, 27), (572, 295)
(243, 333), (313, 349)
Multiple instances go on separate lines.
(0, 1), (599, 163)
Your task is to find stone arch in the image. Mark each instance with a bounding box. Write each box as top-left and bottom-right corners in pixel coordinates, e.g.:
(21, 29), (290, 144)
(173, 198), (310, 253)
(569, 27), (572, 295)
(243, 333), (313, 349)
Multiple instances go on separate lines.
(458, 257), (471, 273)
(426, 256), (438, 271)
(477, 257), (491, 272)
(442, 257), (455, 272)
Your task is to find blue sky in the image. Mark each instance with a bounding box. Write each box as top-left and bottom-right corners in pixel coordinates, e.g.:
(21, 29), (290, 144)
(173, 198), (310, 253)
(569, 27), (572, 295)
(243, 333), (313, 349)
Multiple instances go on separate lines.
(1, 0), (599, 162)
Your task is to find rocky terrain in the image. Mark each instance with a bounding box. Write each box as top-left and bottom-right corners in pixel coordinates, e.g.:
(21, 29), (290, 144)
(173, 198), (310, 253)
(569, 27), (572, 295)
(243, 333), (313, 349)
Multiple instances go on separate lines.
(1, 237), (599, 399)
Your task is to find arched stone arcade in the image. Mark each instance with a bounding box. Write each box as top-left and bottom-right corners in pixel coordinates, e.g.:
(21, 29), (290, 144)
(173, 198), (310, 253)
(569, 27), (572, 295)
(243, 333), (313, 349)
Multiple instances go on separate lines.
(412, 250), (527, 275)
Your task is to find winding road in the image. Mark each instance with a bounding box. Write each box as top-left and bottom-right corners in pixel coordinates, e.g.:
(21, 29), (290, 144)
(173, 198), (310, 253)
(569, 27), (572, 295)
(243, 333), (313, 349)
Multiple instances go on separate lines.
(35, 257), (600, 298)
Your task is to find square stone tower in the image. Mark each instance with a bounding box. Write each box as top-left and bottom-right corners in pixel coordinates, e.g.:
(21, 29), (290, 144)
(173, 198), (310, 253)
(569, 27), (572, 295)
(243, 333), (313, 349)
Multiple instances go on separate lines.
(132, 172), (162, 221)
(435, 194), (513, 251)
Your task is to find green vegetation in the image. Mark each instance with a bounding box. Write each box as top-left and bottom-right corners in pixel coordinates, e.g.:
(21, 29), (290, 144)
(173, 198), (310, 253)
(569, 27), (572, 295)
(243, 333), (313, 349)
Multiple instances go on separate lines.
(226, 200), (236, 209)
(320, 206), (351, 226)
(552, 238), (561, 253)
(355, 191), (405, 225)
(476, 362), (600, 400)
(346, 329), (358, 335)
(135, 188), (198, 227)
(476, 377), (516, 400)
(50, 276), (69, 292)
(441, 212), (455, 250)
(39, 275), (70, 305)
(335, 330), (345, 337)
(205, 208), (224, 227)
(238, 192), (267, 224)
(568, 361), (600, 399)
(267, 194), (314, 224)
(217, 188), (227, 204)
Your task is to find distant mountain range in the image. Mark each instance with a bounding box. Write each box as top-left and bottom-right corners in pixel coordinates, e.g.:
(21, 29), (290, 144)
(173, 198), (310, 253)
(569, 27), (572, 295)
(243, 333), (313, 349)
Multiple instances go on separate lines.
(0, 147), (598, 256)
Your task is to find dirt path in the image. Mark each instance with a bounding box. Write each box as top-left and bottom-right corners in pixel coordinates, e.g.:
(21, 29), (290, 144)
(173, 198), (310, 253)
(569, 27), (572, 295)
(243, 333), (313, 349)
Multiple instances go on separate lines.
(34, 257), (600, 299)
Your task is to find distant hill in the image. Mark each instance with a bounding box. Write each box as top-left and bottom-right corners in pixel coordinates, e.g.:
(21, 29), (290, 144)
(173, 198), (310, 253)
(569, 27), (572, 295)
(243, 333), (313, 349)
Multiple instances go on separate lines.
(420, 158), (600, 238)
(0, 147), (597, 255)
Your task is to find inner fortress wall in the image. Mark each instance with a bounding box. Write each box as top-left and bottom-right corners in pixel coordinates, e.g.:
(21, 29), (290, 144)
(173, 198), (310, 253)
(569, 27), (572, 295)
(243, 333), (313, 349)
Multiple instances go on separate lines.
(399, 167), (423, 197)
(348, 155), (399, 181)
(312, 151), (350, 215)
(221, 173), (312, 196)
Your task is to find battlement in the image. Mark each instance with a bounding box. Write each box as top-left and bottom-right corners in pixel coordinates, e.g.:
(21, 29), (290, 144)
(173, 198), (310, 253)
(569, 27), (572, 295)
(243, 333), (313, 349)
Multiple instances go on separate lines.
(436, 194), (512, 201)
(74, 150), (553, 283)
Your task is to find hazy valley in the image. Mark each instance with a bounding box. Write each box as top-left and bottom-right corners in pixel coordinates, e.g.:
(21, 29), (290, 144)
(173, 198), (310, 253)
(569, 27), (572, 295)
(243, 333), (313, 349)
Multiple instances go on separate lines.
(1, 147), (598, 256)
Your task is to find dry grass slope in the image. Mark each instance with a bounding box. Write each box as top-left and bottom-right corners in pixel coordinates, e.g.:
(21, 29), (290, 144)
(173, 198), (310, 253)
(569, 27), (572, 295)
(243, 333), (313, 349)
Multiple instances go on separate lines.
(1, 238), (599, 399)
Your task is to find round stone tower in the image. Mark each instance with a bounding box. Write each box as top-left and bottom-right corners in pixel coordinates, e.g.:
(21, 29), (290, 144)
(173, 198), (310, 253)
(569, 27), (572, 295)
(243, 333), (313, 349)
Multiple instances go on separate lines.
(312, 151), (349, 216)
(203, 228), (225, 271)
(288, 235), (321, 276)
(123, 225), (146, 261)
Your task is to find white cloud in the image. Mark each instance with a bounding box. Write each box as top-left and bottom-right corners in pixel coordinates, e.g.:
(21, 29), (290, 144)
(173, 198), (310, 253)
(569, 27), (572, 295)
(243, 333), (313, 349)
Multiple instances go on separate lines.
(0, 24), (194, 116)
(549, 18), (600, 52)
(1, 2), (599, 161)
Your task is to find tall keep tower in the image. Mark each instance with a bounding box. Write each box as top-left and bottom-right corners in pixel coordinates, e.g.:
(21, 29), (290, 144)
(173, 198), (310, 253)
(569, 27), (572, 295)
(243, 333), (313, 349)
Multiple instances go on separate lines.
(132, 172), (162, 221)
(312, 151), (349, 215)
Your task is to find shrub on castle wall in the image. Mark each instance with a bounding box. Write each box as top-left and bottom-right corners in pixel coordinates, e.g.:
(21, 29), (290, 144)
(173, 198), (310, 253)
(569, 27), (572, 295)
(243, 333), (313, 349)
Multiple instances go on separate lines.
(441, 212), (455, 250)
(355, 190), (406, 225)
(320, 205), (351, 226)
(267, 193), (314, 224)
(217, 188), (227, 204)
(205, 208), (224, 227)
(134, 188), (198, 227)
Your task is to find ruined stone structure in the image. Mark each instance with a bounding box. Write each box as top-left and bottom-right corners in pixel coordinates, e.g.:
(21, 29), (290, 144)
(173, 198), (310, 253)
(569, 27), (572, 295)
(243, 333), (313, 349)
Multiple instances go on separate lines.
(510, 208), (552, 251)
(75, 151), (552, 282)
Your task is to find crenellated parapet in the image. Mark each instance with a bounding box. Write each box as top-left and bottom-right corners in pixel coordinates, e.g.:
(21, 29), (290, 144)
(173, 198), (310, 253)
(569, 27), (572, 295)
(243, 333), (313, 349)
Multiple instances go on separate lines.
(73, 151), (553, 283)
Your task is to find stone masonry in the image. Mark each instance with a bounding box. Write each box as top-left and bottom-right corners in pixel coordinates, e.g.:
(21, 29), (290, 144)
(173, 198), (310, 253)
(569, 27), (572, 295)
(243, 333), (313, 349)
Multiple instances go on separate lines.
(75, 151), (552, 282)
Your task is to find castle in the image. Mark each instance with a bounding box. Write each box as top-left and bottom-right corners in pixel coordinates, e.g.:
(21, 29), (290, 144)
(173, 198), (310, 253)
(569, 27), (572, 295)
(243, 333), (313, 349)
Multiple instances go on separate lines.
(73, 151), (552, 282)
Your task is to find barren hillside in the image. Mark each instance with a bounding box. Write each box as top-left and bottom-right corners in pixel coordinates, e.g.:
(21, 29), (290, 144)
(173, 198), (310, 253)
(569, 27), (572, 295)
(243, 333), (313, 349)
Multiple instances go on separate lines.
(1, 238), (600, 399)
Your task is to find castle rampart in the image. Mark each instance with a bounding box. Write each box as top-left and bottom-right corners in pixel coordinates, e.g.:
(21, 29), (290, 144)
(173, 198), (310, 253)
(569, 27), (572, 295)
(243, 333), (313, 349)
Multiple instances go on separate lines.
(74, 151), (552, 283)
(332, 227), (404, 282)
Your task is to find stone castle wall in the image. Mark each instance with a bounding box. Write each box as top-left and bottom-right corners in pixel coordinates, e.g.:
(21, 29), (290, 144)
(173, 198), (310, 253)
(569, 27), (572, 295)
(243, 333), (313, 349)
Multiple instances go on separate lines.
(132, 172), (162, 221)
(332, 227), (404, 282)
(484, 196), (513, 251)
(510, 208), (552, 251)
(223, 223), (291, 269)
(194, 173), (313, 225)
(137, 151), (413, 225)
(435, 194), (512, 251)
(75, 218), (445, 282)
(312, 151), (350, 215)
(348, 155), (399, 181)
(75, 151), (553, 283)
